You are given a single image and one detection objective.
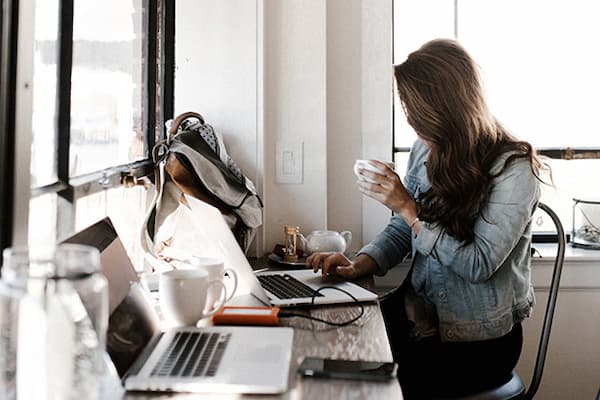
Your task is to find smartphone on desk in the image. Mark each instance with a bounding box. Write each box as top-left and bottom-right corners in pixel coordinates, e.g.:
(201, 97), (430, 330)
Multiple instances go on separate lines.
(298, 357), (398, 382)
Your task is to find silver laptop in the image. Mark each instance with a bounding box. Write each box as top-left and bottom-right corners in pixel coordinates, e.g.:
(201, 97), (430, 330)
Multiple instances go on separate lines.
(64, 218), (294, 394)
(168, 195), (378, 308)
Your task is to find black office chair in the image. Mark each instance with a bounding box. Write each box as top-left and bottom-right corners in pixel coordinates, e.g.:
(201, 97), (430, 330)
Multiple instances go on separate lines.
(438, 202), (566, 400)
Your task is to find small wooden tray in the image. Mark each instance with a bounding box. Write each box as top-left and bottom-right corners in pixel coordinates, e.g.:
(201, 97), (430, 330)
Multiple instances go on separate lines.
(267, 253), (307, 268)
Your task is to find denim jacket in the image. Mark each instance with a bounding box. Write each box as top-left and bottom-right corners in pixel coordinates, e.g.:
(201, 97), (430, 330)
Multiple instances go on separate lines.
(359, 139), (540, 342)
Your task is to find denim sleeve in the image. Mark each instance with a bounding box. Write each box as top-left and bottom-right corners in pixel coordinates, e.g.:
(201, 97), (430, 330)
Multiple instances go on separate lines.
(358, 215), (412, 276)
(414, 158), (540, 283)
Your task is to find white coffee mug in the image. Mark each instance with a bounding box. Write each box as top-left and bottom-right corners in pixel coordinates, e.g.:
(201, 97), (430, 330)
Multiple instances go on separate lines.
(354, 159), (387, 183)
(159, 269), (226, 326)
(190, 257), (238, 311)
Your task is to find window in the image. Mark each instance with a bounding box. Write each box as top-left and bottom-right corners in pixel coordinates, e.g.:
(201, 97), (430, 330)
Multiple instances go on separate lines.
(0, 0), (20, 259)
(0, 0), (175, 269)
(393, 0), (600, 236)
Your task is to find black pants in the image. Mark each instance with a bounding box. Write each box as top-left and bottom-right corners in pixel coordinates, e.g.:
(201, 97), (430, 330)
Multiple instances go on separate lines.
(381, 286), (523, 399)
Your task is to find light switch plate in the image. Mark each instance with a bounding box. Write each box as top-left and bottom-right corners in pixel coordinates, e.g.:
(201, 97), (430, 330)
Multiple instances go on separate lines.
(276, 141), (303, 184)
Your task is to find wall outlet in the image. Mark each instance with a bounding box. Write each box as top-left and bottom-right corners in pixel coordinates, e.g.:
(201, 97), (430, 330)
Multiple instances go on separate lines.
(276, 141), (303, 184)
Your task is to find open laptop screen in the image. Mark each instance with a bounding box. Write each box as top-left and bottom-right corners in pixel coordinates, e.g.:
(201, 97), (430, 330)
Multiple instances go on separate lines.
(62, 218), (160, 377)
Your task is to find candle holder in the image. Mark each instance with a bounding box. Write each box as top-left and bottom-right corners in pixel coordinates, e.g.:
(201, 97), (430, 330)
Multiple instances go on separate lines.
(283, 225), (300, 262)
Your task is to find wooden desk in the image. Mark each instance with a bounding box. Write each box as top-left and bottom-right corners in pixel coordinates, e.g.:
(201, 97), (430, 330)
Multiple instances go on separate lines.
(124, 262), (403, 399)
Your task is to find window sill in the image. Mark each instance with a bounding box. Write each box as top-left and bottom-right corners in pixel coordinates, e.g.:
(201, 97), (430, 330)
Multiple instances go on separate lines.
(531, 243), (600, 263)
(531, 243), (600, 289)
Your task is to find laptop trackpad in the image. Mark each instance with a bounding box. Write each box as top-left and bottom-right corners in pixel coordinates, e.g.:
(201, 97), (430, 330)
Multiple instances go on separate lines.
(302, 274), (346, 286)
(234, 344), (287, 364)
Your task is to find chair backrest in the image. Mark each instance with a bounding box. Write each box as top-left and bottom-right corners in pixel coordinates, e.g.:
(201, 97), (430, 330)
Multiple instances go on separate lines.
(524, 202), (566, 400)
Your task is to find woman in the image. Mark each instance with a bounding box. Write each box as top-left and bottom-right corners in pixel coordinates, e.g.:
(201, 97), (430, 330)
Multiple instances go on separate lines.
(307, 39), (547, 398)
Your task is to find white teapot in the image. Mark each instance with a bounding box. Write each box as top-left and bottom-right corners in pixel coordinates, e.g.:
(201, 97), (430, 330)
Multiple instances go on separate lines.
(298, 230), (352, 255)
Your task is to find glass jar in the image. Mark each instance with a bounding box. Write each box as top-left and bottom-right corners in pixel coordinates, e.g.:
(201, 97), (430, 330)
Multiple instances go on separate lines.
(571, 198), (600, 249)
(1, 244), (108, 400)
(0, 273), (23, 399)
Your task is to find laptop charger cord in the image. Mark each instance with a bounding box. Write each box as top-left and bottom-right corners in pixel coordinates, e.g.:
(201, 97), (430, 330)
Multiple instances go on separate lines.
(277, 286), (365, 327)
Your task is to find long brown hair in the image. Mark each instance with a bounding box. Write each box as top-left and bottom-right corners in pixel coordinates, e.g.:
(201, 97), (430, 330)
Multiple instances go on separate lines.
(394, 39), (545, 243)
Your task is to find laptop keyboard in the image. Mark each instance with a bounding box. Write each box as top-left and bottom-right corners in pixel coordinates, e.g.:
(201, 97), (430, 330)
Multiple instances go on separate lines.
(150, 331), (231, 378)
(257, 274), (324, 300)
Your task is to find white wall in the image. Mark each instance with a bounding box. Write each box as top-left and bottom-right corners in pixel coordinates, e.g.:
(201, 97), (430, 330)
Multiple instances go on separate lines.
(175, 0), (261, 253)
(263, 0), (328, 251)
(326, 0), (363, 248)
(12, 0), (35, 247)
(175, 0), (392, 255)
(359, 0), (393, 244)
(326, 0), (393, 250)
(175, 0), (259, 177)
(516, 255), (600, 400)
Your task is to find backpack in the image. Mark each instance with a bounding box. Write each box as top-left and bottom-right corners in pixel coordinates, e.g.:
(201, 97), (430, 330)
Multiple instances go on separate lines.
(141, 112), (263, 257)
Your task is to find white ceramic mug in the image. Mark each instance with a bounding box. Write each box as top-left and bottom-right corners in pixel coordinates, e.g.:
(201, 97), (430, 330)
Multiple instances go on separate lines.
(189, 257), (238, 311)
(159, 269), (226, 326)
(354, 159), (387, 183)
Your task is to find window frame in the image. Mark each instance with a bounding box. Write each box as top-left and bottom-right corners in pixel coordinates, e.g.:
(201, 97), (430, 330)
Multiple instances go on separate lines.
(0, 0), (19, 264)
(394, 147), (600, 160)
(0, 0), (176, 267)
(34, 0), (174, 236)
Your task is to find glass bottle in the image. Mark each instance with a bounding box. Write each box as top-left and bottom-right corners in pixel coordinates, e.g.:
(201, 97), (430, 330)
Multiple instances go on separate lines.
(0, 268), (23, 399)
(1, 244), (108, 400)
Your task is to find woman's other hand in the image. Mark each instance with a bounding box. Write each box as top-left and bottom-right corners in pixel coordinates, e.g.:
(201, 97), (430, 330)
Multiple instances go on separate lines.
(306, 252), (378, 279)
(356, 160), (418, 221)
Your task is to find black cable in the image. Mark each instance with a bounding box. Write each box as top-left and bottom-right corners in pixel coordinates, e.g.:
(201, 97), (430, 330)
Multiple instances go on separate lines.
(530, 247), (542, 258)
(278, 286), (365, 327)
